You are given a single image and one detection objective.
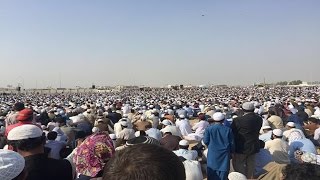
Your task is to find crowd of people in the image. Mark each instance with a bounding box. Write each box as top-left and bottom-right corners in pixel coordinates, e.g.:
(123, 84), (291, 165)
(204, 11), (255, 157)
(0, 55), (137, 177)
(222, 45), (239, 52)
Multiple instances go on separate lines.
(0, 86), (320, 180)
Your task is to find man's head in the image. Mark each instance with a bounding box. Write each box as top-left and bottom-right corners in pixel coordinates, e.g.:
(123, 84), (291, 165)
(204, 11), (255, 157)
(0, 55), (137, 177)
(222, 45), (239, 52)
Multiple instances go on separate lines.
(308, 117), (319, 125)
(13, 102), (25, 112)
(55, 116), (66, 126)
(119, 120), (128, 129)
(286, 122), (295, 129)
(242, 102), (255, 113)
(212, 112), (225, 123)
(103, 144), (185, 180)
(272, 129), (283, 139)
(96, 118), (110, 132)
(7, 125), (45, 156)
(47, 131), (58, 141)
(282, 163), (320, 180)
(262, 126), (272, 133)
(178, 140), (189, 150)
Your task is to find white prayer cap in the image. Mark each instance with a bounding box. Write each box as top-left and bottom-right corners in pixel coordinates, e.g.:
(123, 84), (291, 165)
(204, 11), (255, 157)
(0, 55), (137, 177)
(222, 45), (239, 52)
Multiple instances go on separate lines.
(0, 150), (25, 180)
(262, 126), (272, 130)
(179, 114), (185, 119)
(212, 112), (225, 121)
(286, 122), (295, 127)
(242, 102), (254, 111)
(272, 129), (283, 137)
(109, 134), (116, 140)
(228, 172), (247, 180)
(7, 124), (43, 141)
(161, 120), (172, 126)
(179, 140), (189, 146)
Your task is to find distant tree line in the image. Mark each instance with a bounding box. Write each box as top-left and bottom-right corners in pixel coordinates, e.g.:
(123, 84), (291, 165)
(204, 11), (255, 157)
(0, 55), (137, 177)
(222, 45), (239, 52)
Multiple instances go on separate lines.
(275, 80), (303, 86)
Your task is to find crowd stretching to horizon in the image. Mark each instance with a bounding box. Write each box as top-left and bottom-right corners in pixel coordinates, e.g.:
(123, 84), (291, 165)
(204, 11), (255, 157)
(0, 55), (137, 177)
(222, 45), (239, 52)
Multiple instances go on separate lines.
(0, 86), (320, 180)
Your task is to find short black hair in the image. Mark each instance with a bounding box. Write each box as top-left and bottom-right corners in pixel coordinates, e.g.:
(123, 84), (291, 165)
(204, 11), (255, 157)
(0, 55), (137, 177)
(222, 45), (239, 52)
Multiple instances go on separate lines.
(47, 131), (58, 140)
(14, 102), (25, 111)
(103, 144), (185, 180)
(282, 163), (320, 180)
(308, 117), (319, 124)
(145, 124), (152, 129)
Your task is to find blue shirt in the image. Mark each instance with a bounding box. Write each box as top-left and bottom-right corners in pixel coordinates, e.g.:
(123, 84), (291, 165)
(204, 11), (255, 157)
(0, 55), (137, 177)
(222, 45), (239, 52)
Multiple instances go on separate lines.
(203, 124), (235, 172)
(288, 138), (317, 163)
(255, 148), (273, 177)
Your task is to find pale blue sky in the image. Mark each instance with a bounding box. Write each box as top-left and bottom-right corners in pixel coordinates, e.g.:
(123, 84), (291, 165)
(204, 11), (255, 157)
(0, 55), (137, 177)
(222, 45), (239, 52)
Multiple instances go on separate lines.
(0, 0), (319, 88)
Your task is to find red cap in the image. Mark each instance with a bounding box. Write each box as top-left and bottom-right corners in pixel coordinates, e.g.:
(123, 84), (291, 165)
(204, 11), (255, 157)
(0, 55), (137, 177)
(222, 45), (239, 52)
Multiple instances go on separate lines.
(16, 109), (33, 121)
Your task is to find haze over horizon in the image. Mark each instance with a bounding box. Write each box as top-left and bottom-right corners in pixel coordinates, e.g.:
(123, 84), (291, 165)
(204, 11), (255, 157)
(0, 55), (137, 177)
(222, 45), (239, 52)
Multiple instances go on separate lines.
(1, 0), (319, 89)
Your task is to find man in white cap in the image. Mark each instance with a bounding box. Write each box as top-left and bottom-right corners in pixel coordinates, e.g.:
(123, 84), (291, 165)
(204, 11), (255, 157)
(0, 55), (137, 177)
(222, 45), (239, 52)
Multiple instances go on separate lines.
(6, 124), (73, 180)
(264, 129), (290, 164)
(203, 112), (235, 180)
(231, 102), (262, 179)
(283, 122), (305, 141)
(173, 140), (198, 160)
(160, 120), (182, 137)
(116, 120), (135, 140)
(0, 149), (25, 180)
(114, 118), (133, 136)
(228, 172), (247, 180)
(184, 113), (209, 141)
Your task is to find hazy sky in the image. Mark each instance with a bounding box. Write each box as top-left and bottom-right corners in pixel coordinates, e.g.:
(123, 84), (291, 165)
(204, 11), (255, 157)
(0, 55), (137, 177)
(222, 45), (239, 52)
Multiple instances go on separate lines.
(1, 0), (319, 88)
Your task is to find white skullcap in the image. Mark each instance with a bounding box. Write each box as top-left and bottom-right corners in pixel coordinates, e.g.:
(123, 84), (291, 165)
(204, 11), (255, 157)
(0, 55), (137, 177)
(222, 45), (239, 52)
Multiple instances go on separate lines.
(179, 114), (185, 119)
(262, 126), (272, 130)
(0, 150), (25, 180)
(7, 124), (43, 141)
(109, 134), (116, 140)
(212, 112), (225, 121)
(272, 129), (283, 137)
(242, 102), (254, 111)
(161, 120), (172, 126)
(228, 172), (247, 180)
(179, 140), (189, 146)
(286, 122), (295, 127)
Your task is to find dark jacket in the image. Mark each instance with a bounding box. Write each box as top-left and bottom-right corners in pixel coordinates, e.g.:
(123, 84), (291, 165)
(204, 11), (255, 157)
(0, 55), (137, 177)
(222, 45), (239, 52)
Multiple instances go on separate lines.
(231, 112), (262, 155)
(25, 153), (73, 180)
